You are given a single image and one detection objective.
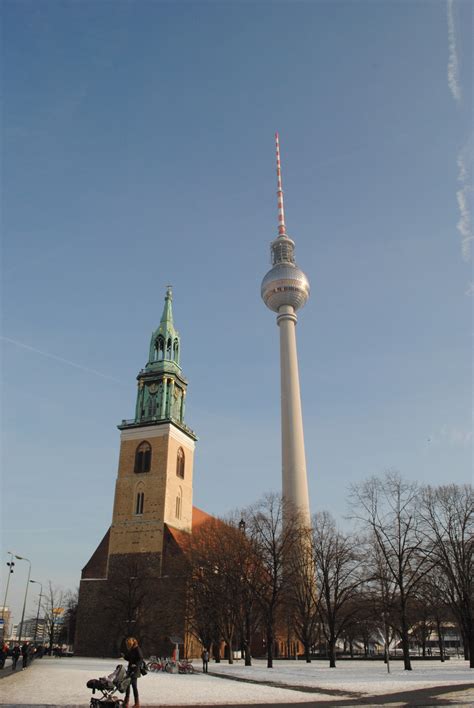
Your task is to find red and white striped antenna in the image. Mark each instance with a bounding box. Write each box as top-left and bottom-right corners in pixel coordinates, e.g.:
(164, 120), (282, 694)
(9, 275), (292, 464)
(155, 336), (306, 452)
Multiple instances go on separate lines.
(275, 132), (287, 236)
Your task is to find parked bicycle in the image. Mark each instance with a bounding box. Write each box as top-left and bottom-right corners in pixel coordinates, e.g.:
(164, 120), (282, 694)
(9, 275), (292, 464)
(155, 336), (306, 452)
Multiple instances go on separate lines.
(145, 656), (194, 674)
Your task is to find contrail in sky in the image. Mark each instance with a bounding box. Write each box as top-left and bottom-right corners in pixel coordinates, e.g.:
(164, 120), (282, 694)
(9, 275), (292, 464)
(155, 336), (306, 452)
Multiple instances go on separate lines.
(446, 1), (472, 264)
(456, 141), (473, 262)
(1, 335), (125, 384)
(447, 0), (461, 103)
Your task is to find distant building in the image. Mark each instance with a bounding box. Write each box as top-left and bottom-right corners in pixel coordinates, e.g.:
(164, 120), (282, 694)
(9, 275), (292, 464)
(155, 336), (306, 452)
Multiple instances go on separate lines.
(0, 607), (11, 640)
(21, 617), (48, 644)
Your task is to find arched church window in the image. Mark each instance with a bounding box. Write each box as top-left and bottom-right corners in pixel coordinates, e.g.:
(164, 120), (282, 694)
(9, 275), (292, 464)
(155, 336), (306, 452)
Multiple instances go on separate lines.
(166, 337), (172, 359)
(147, 393), (157, 417)
(176, 447), (185, 479)
(156, 336), (164, 361)
(175, 487), (182, 520)
(135, 491), (144, 515)
(173, 339), (179, 362)
(135, 441), (151, 474)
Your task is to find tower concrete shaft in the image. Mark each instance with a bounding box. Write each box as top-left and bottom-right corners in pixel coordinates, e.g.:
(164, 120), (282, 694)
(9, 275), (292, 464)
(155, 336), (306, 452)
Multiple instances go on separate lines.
(277, 306), (311, 526)
(261, 133), (311, 526)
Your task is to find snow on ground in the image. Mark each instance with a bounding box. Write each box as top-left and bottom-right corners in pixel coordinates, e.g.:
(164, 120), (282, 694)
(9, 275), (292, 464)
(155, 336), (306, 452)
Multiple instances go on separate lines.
(212, 657), (474, 696)
(0, 656), (473, 706)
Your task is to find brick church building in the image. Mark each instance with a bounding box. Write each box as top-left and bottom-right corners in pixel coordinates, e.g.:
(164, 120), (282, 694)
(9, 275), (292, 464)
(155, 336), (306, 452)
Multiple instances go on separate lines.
(75, 287), (213, 657)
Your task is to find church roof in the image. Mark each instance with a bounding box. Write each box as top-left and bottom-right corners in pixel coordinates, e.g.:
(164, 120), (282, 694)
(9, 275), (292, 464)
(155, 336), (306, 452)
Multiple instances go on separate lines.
(165, 505), (218, 550)
(81, 506), (218, 580)
(192, 505), (217, 529)
(81, 528), (110, 579)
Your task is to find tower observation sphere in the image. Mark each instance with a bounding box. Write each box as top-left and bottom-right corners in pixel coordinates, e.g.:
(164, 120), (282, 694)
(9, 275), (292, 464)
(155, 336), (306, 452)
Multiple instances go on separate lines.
(261, 257), (310, 312)
(261, 133), (312, 527)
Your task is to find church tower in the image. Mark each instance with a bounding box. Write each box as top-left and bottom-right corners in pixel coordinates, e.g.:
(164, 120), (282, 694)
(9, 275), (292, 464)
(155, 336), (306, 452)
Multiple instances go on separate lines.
(75, 287), (198, 656)
(109, 286), (197, 558)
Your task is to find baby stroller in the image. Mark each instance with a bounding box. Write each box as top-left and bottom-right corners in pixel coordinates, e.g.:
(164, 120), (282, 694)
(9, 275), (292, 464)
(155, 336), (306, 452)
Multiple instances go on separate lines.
(87, 664), (131, 707)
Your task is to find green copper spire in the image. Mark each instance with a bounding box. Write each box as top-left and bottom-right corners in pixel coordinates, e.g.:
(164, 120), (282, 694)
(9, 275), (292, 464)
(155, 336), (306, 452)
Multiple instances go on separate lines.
(118, 286), (195, 440)
(147, 285), (180, 369)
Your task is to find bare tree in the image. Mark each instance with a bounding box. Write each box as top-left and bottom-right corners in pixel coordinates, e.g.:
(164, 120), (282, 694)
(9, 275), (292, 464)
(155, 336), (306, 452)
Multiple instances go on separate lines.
(350, 472), (433, 670)
(60, 588), (79, 649)
(231, 517), (262, 666)
(420, 484), (473, 667)
(285, 523), (319, 663)
(107, 558), (150, 650)
(186, 518), (249, 663)
(245, 494), (299, 668)
(41, 582), (65, 651)
(313, 511), (363, 668)
(417, 568), (454, 662)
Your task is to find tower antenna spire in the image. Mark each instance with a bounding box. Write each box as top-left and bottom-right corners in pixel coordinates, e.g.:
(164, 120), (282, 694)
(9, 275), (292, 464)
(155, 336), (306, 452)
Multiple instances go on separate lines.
(275, 132), (287, 236)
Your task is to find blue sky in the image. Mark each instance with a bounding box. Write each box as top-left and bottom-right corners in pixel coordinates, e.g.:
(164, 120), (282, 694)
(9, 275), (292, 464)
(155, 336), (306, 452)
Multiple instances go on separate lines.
(1, 0), (472, 626)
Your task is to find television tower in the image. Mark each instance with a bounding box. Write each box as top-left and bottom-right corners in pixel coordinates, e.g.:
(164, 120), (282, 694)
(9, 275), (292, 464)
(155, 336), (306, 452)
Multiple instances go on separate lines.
(261, 133), (311, 526)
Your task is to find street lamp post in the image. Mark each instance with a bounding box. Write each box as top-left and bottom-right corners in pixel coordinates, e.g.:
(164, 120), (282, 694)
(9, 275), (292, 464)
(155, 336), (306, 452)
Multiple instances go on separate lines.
(16, 555), (32, 644)
(2, 552), (15, 640)
(30, 580), (43, 645)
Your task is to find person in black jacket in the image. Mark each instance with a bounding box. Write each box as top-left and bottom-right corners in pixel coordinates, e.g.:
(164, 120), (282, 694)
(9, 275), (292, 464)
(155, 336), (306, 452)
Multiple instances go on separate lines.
(21, 642), (29, 670)
(122, 637), (144, 708)
(11, 645), (20, 671)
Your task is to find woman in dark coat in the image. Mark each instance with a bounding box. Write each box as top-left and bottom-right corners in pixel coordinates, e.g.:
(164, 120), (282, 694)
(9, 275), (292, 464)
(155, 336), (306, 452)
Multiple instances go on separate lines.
(123, 636), (144, 708)
(11, 645), (20, 671)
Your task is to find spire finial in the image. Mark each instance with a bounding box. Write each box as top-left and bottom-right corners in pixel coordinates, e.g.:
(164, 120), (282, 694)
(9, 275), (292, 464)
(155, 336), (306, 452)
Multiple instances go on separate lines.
(275, 132), (287, 236)
(160, 285), (174, 327)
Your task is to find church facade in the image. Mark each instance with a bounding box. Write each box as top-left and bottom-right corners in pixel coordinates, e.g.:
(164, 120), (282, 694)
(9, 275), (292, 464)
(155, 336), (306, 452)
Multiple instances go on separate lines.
(75, 288), (211, 657)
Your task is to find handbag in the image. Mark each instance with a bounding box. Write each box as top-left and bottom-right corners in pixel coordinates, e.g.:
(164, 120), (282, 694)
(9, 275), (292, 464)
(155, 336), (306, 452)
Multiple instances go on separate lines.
(140, 661), (148, 676)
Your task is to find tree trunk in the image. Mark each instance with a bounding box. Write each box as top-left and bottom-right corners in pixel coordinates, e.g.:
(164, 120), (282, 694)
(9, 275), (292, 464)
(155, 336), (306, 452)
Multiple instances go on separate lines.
(213, 640), (221, 663)
(266, 627), (274, 669)
(304, 637), (311, 663)
(244, 614), (252, 666)
(400, 608), (412, 671)
(436, 618), (445, 662)
(468, 628), (474, 668)
(328, 636), (336, 668)
(226, 640), (234, 664)
(244, 643), (252, 666)
(459, 624), (469, 660)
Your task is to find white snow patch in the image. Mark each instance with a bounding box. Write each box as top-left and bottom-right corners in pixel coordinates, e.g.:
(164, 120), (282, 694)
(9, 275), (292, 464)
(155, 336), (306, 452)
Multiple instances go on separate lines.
(0, 656), (473, 706)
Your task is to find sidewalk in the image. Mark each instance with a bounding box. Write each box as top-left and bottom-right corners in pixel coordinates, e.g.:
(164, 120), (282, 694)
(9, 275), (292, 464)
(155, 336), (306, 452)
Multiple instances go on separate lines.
(0, 657), (38, 680)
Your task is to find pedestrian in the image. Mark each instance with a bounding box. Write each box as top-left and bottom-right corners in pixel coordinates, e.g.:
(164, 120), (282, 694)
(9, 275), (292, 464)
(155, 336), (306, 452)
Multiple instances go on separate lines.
(0, 643), (5, 669)
(11, 645), (20, 671)
(201, 648), (209, 673)
(122, 636), (144, 708)
(21, 642), (29, 670)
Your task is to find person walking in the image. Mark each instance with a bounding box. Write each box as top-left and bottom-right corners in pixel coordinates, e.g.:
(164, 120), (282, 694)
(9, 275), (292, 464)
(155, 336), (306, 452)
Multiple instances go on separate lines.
(201, 648), (209, 673)
(21, 642), (29, 670)
(0, 643), (6, 669)
(11, 645), (20, 671)
(122, 636), (144, 708)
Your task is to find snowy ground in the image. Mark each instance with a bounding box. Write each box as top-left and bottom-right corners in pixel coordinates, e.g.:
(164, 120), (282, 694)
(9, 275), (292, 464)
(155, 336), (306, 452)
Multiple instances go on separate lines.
(0, 656), (473, 706)
(210, 657), (474, 696)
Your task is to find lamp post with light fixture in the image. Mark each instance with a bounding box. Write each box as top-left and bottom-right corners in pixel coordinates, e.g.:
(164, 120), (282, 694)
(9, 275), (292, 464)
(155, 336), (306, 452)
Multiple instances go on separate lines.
(16, 555), (32, 644)
(1, 552), (15, 640)
(30, 580), (43, 645)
